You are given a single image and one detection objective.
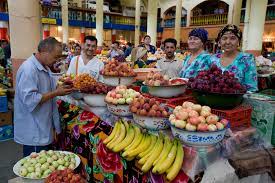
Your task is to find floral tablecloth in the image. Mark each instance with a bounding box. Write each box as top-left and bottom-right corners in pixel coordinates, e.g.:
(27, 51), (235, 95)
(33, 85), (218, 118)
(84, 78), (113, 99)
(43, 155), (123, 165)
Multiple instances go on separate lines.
(56, 97), (223, 183)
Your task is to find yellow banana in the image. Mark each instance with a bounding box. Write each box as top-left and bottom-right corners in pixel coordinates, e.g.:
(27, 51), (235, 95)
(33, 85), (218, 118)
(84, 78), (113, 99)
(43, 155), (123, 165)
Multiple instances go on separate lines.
(153, 135), (172, 166)
(107, 122), (126, 149)
(103, 122), (120, 144)
(141, 135), (164, 173)
(124, 125), (142, 151)
(166, 141), (184, 181)
(125, 134), (151, 158)
(122, 119), (130, 131)
(112, 126), (135, 152)
(138, 135), (157, 159)
(155, 140), (177, 174)
(122, 133), (144, 157)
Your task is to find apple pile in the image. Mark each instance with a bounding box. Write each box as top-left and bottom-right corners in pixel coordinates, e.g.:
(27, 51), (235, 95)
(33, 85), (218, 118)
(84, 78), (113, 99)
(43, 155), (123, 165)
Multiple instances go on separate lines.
(144, 71), (187, 86)
(105, 85), (141, 105)
(18, 150), (77, 179)
(129, 95), (170, 118)
(73, 74), (96, 90)
(188, 64), (247, 94)
(101, 60), (136, 77)
(80, 82), (114, 94)
(57, 74), (75, 87)
(169, 101), (229, 132)
(45, 169), (86, 183)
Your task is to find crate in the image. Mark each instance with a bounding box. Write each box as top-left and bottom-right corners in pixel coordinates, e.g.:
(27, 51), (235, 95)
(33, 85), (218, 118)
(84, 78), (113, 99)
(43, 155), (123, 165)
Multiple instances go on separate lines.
(211, 105), (252, 131)
(142, 93), (196, 106)
(0, 95), (8, 112)
(0, 125), (13, 141)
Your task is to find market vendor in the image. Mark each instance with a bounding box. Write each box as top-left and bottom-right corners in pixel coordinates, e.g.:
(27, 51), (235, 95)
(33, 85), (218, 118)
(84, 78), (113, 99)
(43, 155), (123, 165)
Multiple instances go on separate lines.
(139, 35), (156, 54)
(209, 24), (258, 92)
(107, 41), (124, 59)
(14, 37), (74, 157)
(134, 47), (148, 68)
(156, 38), (183, 78)
(179, 28), (210, 78)
(67, 36), (104, 82)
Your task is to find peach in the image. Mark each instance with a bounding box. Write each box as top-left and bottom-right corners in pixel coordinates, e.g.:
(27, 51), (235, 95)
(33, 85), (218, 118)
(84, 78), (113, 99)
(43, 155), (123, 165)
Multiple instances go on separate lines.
(188, 117), (200, 126)
(197, 123), (208, 132)
(175, 120), (186, 129)
(198, 116), (206, 123)
(185, 123), (197, 131)
(207, 124), (217, 131)
(216, 122), (225, 130)
(188, 110), (199, 117)
(200, 110), (211, 117)
(220, 119), (229, 127)
(206, 114), (219, 124)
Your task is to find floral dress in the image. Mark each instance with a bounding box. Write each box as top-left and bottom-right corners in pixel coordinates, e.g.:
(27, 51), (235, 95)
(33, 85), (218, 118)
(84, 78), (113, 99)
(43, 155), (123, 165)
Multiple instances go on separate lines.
(179, 51), (211, 78)
(209, 52), (258, 92)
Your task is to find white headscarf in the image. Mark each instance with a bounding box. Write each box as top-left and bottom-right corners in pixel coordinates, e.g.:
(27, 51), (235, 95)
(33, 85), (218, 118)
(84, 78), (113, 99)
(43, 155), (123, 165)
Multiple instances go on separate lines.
(136, 47), (147, 60)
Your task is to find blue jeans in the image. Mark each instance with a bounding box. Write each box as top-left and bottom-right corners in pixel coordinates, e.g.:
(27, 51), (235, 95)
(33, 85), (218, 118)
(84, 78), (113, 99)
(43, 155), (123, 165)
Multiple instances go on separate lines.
(23, 145), (51, 157)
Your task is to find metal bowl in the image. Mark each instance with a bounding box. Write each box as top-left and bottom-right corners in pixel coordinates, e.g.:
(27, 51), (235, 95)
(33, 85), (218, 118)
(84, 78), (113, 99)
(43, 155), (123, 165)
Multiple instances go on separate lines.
(170, 125), (227, 147)
(102, 75), (120, 86)
(133, 113), (169, 130)
(192, 90), (244, 109)
(83, 94), (106, 107)
(69, 91), (83, 100)
(106, 102), (132, 116)
(147, 84), (187, 98)
(120, 76), (135, 86)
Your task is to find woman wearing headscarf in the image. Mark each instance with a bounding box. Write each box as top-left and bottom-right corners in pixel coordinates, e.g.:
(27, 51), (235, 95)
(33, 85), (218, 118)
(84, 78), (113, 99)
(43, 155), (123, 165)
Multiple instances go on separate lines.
(179, 28), (210, 78)
(134, 47), (149, 68)
(209, 24), (258, 92)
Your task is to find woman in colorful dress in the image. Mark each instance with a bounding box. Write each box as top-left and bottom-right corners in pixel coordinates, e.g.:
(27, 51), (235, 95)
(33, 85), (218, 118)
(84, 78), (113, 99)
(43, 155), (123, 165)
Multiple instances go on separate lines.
(209, 24), (258, 92)
(179, 28), (210, 78)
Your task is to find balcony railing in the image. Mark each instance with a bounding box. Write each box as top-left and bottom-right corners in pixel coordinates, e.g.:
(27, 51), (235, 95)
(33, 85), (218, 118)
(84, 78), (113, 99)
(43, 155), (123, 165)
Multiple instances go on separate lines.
(191, 13), (228, 26)
(163, 17), (187, 28)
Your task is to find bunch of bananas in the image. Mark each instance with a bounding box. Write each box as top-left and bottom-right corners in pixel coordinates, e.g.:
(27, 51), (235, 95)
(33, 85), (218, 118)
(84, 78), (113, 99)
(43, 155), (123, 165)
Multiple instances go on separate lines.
(0, 87), (7, 96)
(103, 120), (184, 181)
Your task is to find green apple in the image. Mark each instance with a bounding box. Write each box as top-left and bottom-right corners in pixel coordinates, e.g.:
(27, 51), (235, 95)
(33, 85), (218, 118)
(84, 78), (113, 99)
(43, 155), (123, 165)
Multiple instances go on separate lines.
(34, 171), (41, 178)
(19, 167), (28, 176)
(47, 157), (53, 164)
(68, 163), (75, 170)
(57, 158), (65, 165)
(41, 163), (49, 171)
(27, 166), (35, 173)
(118, 98), (125, 104)
(19, 159), (27, 166)
(23, 162), (31, 168)
(69, 154), (75, 159)
(47, 150), (54, 156)
(30, 158), (37, 165)
(126, 98), (133, 104)
(43, 169), (52, 177)
(70, 158), (76, 164)
(38, 157), (46, 164)
(52, 155), (58, 161)
(64, 162), (70, 167)
(49, 165), (55, 171)
(34, 163), (41, 168)
(57, 165), (65, 170)
(51, 161), (59, 168)
(35, 167), (41, 173)
(64, 156), (70, 162)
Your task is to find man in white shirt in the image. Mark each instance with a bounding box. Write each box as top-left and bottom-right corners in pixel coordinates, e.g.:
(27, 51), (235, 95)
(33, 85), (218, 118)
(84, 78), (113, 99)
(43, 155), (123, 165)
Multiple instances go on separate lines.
(156, 38), (183, 78)
(107, 41), (124, 59)
(67, 36), (104, 82)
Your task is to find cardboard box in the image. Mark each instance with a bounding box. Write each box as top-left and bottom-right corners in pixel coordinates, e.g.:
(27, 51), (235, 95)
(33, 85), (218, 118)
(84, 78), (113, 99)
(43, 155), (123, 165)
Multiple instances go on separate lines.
(0, 111), (13, 126)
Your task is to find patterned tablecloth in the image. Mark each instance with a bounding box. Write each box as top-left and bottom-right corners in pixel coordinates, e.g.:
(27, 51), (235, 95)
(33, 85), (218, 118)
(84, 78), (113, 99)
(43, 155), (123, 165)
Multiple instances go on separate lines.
(55, 96), (223, 183)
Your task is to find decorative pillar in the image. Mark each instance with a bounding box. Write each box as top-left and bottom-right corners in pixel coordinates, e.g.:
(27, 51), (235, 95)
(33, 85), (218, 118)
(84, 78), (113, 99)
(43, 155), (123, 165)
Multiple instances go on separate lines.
(0, 21), (8, 40)
(134, 0), (141, 47)
(43, 24), (50, 40)
(231, 0), (243, 26)
(96, 0), (103, 47)
(147, 0), (158, 47)
(8, 0), (41, 85)
(175, 0), (182, 47)
(186, 9), (191, 27)
(80, 27), (85, 43)
(61, 0), (69, 44)
(243, 0), (268, 56)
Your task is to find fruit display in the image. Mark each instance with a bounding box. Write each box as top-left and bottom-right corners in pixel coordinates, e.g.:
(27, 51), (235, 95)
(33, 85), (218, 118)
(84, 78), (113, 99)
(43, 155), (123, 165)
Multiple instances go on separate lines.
(188, 64), (247, 94)
(57, 74), (75, 86)
(80, 82), (114, 94)
(0, 87), (7, 96)
(73, 73), (96, 90)
(144, 71), (187, 86)
(15, 150), (78, 179)
(104, 120), (184, 181)
(129, 95), (170, 118)
(105, 85), (140, 105)
(169, 101), (229, 132)
(45, 169), (86, 183)
(101, 59), (136, 77)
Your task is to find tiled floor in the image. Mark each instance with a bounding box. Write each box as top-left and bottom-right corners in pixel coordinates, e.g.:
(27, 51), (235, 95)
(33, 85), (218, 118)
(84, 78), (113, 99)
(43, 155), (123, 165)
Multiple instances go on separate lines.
(0, 140), (22, 183)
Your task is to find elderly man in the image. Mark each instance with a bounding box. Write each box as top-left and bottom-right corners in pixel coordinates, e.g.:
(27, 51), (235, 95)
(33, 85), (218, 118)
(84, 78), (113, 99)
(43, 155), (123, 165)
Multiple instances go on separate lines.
(14, 37), (73, 157)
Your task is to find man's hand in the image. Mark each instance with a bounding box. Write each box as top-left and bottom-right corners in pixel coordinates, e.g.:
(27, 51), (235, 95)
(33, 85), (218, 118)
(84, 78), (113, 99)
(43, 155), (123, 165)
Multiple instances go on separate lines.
(54, 85), (74, 96)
